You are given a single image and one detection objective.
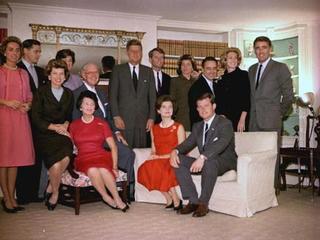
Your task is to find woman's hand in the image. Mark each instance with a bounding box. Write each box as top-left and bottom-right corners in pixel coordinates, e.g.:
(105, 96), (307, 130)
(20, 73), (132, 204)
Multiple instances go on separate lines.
(112, 168), (119, 178)
(19, 102), (31, 113)
(6, 100), (22, 110)
(237, 119), (245, 132)
(149, 154), (159, 159)
(50, 124), (70, 136)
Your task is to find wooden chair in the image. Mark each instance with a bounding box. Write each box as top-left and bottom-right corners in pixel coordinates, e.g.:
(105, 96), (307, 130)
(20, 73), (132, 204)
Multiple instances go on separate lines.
(59, 165), (128, 215)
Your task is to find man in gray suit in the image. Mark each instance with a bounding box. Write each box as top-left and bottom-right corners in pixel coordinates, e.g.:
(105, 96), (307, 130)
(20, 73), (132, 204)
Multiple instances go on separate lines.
(170, 93), (237, 217)
(72, 63), (135, 189)
(110, 39), (156, 148)
(248, 36), (294, 189)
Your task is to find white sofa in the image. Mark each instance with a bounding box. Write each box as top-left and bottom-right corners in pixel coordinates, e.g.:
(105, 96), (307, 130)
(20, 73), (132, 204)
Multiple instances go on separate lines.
(133, 132), (279, 217)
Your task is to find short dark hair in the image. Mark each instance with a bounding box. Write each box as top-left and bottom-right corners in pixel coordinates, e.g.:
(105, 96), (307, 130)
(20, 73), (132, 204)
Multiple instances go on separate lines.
(201, 56), (218, 68)
(55, 49), (76, 64)
(76, 90), (99, 111)
(155, 95), (176, 111)
(126, 39), (142, 51)
(22, 39), (41, 49)
(196, 92), (215, 105)
(148, 47), (165, 58)
(1, 36), (22, 62)
(101, 56), (115, 70)
(253, 36), (272, 48)
(177, 54), (197, 75)
(46, 59), (70, 80)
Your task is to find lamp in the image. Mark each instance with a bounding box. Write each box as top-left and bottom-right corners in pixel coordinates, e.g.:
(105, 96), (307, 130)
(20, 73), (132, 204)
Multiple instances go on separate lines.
(295, 92), (315, 115)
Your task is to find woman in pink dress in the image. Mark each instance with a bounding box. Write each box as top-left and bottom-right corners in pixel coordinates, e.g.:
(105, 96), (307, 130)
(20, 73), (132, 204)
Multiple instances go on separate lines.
(0, 36), (35, 213)
(138, 95), (185, 210)
(69, 90), (128, 212)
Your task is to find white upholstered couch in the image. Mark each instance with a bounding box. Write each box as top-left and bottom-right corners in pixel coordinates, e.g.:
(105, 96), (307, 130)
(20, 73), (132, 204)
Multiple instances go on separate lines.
(133, 132), (279, 217)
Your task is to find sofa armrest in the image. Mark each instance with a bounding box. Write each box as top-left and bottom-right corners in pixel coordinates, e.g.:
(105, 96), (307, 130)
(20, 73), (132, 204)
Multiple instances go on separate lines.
(133, 148), (152, 168)
(237, 150), (277, 194)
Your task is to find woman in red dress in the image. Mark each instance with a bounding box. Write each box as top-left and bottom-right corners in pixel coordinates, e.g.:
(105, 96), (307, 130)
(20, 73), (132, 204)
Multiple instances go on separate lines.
(138, 95), (185, 210)
(69, 90), (128, 212)
(0, 36), (34, 213)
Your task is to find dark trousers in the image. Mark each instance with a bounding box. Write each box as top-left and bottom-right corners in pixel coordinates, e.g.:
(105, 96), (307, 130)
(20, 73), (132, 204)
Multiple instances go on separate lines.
(175, 154), (233, 205)
(16, 157), (42, 204)
(116, 141), (135, 184)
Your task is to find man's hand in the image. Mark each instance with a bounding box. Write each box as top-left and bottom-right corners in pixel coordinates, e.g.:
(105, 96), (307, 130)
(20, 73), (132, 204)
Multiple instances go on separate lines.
(145, 119), (154, 132)
(115, 132), (128, 146)
(190, 156), (205, 173)
(114, 116), (125, 130)
(170, 150), (180, 168)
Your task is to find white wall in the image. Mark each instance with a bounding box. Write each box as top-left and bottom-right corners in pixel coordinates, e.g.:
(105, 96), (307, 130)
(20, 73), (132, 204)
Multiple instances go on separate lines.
(7, 3), (159, 66)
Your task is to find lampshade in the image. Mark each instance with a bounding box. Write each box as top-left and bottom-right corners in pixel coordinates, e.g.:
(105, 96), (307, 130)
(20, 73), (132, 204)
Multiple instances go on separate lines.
(295, 92), (315, 108)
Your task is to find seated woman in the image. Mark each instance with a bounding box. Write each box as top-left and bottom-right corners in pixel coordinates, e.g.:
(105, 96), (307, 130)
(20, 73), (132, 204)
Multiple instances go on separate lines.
(69, 90), (129, 212)
(138, 95), (185, 210)
(31, 59), (74, 211)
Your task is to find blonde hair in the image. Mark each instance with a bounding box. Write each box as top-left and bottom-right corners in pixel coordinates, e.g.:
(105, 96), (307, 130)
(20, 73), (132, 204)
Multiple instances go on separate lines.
(220, 47), (242, 69)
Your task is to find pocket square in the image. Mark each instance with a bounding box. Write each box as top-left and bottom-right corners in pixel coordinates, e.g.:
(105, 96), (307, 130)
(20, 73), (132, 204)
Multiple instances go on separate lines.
(213, 137), (218, 142)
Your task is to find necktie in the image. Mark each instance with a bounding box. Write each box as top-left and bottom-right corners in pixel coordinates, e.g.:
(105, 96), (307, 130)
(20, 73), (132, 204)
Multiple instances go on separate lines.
(157, 71), (161, 93)
(255, 64), (263, 90)
(203, 122), (209, 145)
(29, 64), (39, 88)
(132, 66), (138, 91)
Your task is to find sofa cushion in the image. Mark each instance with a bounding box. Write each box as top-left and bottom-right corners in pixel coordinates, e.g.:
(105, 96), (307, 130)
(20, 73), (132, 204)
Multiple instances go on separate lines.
(217, 170), (237, 182)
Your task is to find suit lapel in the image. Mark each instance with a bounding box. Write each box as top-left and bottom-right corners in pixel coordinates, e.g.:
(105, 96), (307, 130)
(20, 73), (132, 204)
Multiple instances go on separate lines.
(205, 115), (218, 144)
(250, 63), (258, 94)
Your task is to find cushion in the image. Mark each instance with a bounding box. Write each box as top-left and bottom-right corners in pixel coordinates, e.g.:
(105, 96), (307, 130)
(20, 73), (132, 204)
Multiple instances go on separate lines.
(217, 170), (237, 182)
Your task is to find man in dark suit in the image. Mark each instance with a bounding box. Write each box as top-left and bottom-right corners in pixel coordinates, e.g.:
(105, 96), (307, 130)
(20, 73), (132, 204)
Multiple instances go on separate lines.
(16, 39), (48, 204)
(188, 57), (218, 128)
(170, 93), (237, 217)
(100, 55), (115, 80)
(248, 36), (294, 189)
(73, 63), (135, 189)
(110, 39), (156, 148)
(149, 47), (171, 124)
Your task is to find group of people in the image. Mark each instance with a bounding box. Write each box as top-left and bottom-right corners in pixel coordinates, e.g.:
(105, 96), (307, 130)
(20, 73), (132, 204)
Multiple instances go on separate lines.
(0, 34), (293, 217)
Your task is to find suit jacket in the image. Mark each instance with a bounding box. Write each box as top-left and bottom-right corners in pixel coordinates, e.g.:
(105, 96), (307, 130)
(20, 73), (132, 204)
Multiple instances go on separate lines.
(17, 61), (48, 94)
(176, 115), (237, 166)
(110, 63), (156, 129)
(157, 71), (171, 96)
(72, 84), (118, 132)
(188, 75), (216, 128)
(248, 59), (294, 130)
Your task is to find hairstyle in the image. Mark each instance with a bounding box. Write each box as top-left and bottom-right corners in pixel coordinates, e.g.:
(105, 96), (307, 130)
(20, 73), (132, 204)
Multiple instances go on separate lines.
(253, 36), (272, 48)
(0, 36), (22, 62)
(201, 56), (218, 68)
(196, 92), (215, 105)
(45, 59), (70, 80)
(177, 54), (197, 75)
(101, 55), (115, 70)
(126, 39), (142, 51)
(55, 49), (76, 64)
(220, 47), (242, 69)
(22, 39), (41, 49)
(80, 62), (99, 79)
(148, 47), (165, 58)
(155, 95), (176, 111)
(76, 90), (99, 111)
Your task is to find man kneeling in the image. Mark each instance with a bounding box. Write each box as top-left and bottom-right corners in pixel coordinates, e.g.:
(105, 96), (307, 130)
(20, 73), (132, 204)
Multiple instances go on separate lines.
(170, 93), (237, 217)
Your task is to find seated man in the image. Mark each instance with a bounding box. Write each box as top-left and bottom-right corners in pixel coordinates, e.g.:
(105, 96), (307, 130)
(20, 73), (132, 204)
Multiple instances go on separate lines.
(170, 93), (237, 217)
(73, 62), (135, 199)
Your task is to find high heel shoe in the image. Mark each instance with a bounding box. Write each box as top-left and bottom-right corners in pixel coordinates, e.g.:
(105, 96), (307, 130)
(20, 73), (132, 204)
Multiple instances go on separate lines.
(173, 200), (183, 211)
(118, 204), (129, 212)
(1, 199), (17, 213)
(45, 197), (57, 211)
(44, 192), (52, 202)
(14, 206), (25, 211)
(165, 201), (174, 209)
(102, 199), (117, 209)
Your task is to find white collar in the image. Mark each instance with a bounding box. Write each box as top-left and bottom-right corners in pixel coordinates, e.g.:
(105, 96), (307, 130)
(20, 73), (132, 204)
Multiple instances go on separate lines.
(204, 114), (215, 128)
(258, 57), (271, 68)
(84, 82), (97, 93)
(22, 58), (33, 69)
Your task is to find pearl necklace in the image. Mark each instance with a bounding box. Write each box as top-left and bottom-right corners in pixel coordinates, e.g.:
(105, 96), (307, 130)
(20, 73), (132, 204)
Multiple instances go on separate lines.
(81, 115), (94, 124)
(4, 64), (18, 70)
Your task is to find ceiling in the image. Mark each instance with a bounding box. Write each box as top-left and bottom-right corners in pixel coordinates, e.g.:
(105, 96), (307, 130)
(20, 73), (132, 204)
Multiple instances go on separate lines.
(5, 0), (320, 28)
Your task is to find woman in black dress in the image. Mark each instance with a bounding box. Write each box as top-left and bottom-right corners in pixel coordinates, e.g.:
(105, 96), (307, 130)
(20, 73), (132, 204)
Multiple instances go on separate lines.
(31, 59), (74, 210)
(216, 48), (250, 132)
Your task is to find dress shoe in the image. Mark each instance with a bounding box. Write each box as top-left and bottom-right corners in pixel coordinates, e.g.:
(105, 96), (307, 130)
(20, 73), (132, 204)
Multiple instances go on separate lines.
(102, 199), (117, 209)
(14, 206), (25, 211)
(1, 199), (17, 213)
(173, 200), (183, 211)
(192, 203), (209, 217)
(178, 202), (198, 215)
(165, 201), (174, 209)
